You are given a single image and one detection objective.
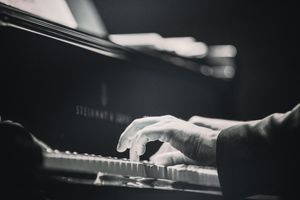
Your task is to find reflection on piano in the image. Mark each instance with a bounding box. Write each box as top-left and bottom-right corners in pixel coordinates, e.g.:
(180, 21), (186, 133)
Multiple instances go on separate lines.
(43, 149), (220, 188)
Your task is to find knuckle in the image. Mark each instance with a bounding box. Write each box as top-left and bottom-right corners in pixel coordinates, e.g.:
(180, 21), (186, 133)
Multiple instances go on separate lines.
(131, 118), (142, 126)
(131, 119), (138, 125)
(189, 116), (200, 123)
(163, 115), (176, 122)
(189, 116), (197, 121)
(165, 115), (175, 119)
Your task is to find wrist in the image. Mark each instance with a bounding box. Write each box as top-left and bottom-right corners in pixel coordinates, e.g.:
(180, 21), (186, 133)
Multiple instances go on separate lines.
(195, 129), (220, 166)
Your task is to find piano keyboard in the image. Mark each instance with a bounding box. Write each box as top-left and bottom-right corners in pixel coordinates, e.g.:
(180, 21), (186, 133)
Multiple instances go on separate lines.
(43, 149), (220, 188)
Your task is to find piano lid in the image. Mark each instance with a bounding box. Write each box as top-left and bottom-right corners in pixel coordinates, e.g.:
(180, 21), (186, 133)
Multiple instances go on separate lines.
(0, 1), (237, 79)
(0, 0), (77, 28)
(0, 1), (127, 59)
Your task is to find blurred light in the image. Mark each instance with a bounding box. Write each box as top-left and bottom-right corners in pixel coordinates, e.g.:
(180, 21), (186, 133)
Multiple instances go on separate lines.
(109, 33), (236, 79)
(208, 45), (237, 57)
(200, 65), (235, 79)
(200, 65), (213, 76)
(109, 33), (163, 49)
(212, 66), (235, 79)
(223, 65), (235, 78)
(109, 33), (207, 58)
(163, 37), (207, 58)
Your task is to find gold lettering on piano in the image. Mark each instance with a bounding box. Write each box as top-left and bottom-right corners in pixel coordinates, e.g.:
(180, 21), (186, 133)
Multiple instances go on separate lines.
(76, 105), (132, 125)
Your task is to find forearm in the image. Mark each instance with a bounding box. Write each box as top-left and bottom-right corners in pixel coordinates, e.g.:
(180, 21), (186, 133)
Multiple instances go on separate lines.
(216, 104), (300, 199)
(190, 129), (220, 166)
(189, 115), (261, 130)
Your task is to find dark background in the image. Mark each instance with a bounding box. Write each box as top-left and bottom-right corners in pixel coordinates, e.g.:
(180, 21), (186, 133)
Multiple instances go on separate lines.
(95, 0), (300, 120)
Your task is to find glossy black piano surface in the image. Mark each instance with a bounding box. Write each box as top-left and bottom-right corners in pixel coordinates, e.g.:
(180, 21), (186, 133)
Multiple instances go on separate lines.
(0, 3), (238, 200)
(0, 3), (235, 158)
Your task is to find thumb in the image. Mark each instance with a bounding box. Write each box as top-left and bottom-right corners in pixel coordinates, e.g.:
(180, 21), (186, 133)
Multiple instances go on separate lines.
(151, 142), (177, 158)
(150, 151), (198, 166)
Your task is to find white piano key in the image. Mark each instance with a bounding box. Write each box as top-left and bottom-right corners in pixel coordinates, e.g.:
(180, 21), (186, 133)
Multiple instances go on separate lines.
(43, 151), (219, 188)
(156, 165), (166, 179)
(131, 162), (138, 177)
(138, 163), (146, 177)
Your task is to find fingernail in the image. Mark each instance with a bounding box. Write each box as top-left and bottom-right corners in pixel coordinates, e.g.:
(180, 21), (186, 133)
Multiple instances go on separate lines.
(116, 144), (121, 152)
(117, 143), (125, 152)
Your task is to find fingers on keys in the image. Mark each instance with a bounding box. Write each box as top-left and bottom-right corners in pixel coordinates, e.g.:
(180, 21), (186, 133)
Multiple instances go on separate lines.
(117, 115), (175, 156)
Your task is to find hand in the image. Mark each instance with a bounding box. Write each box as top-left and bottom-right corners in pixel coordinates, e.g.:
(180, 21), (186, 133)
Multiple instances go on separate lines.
(0, 119), (51, 150)
(117, 115), (220, 166)
(149, 116), (242, 165)
(0, 119), (46, 199)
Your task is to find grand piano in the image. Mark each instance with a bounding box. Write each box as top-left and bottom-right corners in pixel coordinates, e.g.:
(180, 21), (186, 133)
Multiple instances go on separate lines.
(0, 1), (240, 200)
